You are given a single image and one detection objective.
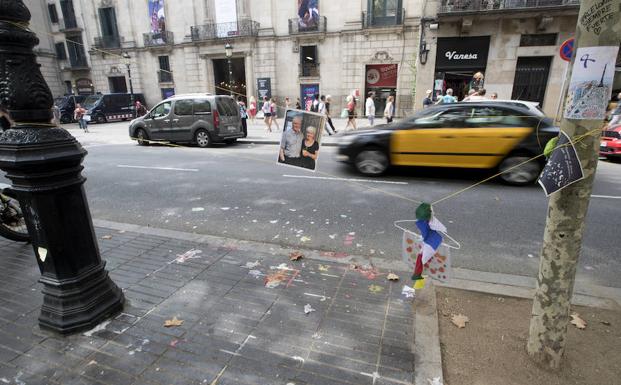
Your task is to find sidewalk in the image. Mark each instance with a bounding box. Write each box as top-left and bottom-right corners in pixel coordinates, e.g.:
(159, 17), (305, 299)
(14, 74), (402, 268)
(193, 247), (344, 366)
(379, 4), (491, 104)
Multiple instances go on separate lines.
(0, 223), (418, 385)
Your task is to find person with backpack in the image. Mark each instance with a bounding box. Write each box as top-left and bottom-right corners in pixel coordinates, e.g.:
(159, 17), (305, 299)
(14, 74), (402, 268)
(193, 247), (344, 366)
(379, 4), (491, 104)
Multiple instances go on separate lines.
(238, 96), (248, 138)
(262, 96), (272, 133)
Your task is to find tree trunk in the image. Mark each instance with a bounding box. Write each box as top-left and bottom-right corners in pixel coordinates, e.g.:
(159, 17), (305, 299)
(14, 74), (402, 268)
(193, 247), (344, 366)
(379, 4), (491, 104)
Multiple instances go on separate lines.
(527, 0), (621, 369)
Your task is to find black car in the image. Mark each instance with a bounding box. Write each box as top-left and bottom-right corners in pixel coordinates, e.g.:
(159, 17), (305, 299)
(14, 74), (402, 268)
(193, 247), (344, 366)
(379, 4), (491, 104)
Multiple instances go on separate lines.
(337, 101), (559, 185)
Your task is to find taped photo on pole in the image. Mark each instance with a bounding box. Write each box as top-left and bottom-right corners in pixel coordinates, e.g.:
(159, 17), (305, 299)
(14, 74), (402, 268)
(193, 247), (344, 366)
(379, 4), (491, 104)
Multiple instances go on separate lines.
(277, 109), (326, 172)
(564, 46), (619, 120)
(538, 132), (584, 197)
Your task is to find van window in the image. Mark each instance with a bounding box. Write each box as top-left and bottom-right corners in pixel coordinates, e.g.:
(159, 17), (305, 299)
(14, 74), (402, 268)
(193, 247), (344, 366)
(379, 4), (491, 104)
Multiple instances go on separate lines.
(152, 102), (171, 118)
(217, 98), (238, 116)
(194, 99), (211, 114)
(174, 100), (193, 116)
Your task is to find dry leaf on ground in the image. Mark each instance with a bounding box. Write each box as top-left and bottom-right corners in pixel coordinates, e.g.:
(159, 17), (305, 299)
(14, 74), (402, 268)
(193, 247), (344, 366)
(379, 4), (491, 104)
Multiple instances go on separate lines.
(289, 251), (304, 261)
(387, 273), (400, 281)
(451, 314), (469, 328)
(164, 316), (184, 327)
(570, 313), (587, 329)
(304, 304), (315, 314)
(101, 235), (112, 240)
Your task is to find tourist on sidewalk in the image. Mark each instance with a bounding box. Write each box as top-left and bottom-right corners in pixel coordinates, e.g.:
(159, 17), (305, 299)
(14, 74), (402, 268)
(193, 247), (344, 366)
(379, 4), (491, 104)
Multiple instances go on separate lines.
(318, 95), (333, 135)
(436, 88), (457, 104)
(325, 95), (337, 134)
(295, 97), (302, 110)
(384, 95), (395, 124)
(365, 91), (376, 126)
(135, 101), (147, 117)
(271, 97), (280, 131)
(262, 96), (272, 132)
(311, 93), (320, 112)
(238, 96), (248, 138)
(345, 95), (357, 130)
(285, 97), (291, 110)
(74, 103), (88, 133)
(423, 89), (433, 109)
(248, 96), (257, 124)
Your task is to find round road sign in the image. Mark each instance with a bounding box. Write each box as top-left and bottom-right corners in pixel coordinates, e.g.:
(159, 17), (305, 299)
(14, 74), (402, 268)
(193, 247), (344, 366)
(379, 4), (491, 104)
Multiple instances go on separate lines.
(560, 38), (574, 62)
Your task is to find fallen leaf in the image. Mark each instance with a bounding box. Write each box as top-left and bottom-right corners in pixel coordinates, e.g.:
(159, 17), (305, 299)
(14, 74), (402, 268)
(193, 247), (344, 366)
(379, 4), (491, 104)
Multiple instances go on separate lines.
(304, 304), (315, 314)
(451, 314), (469, 328)
(387, 273), (399, 281)
(318, 264), (330, 272)
(601, 321), (611, 326)
(102, 235), (112, 240)
(289, 251), (304, 261)
(570, 313), (587, 329)
(368, 284), (384, 294)
(300, 236), (311, 243)
(164, 316), (184, 327)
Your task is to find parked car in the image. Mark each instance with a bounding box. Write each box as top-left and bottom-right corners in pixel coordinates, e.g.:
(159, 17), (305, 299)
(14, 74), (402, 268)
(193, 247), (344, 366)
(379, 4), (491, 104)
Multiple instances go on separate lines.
(83, 93), (146, 124)
(600, 124), (621, 161)
(53, 95), (86, 123)
(337, 102), (559, 185)
(128, 93), (244, 147)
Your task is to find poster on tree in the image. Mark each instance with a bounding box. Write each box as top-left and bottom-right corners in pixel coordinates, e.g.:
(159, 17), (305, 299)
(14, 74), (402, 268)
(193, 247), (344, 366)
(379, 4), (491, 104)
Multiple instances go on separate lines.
(538, 132), (584, 196)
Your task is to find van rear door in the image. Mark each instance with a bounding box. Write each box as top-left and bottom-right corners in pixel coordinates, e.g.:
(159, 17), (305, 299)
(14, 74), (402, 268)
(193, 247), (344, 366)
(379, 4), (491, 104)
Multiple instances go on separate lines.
(216, 97), (241, 136)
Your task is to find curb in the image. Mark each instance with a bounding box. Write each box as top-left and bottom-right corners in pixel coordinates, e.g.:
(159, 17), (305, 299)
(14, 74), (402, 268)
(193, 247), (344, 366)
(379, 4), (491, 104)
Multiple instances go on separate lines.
(414, 281), (444, 385)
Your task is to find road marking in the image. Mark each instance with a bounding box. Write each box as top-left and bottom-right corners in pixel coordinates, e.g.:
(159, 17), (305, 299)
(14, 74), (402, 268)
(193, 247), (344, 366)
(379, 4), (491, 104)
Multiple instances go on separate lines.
(117, 165), (199, 172)
(282, 174), (408, 185)
(591, 194), (621, 200)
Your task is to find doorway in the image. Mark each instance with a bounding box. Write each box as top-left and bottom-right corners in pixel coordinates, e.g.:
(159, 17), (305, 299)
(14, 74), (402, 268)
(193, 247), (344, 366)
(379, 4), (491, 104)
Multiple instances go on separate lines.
(440, 71), (476, 101)
(108, 76), (127, 93)
(511, 56), (552, 106)
(213, 58), (246, 100)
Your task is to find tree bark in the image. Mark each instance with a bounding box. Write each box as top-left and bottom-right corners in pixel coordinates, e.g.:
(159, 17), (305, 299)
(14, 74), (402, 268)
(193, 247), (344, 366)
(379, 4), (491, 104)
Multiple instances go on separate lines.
(527, 0), (621, 369)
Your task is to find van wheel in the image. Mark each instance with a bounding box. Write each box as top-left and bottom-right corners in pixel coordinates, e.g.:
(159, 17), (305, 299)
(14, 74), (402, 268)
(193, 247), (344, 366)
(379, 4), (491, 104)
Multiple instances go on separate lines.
(195, 129), (211, 148)
(96, 114), (106, 124)
(354, 149), (389, 176)
(498, 155), (542, 185)
(135, 129), (149, 146)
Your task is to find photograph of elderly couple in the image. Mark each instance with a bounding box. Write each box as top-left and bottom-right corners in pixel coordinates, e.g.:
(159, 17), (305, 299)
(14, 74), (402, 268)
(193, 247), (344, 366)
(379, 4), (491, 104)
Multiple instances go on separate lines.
(277, 110), (326, 171)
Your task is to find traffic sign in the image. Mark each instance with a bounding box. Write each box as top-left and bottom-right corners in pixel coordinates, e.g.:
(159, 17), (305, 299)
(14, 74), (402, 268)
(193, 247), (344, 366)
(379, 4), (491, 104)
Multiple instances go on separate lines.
(560, 38), (574, 62)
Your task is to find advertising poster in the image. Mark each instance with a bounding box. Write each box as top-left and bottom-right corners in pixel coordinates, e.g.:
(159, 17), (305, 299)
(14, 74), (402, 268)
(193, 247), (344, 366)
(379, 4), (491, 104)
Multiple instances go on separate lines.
(277, 109), (326, 172)
(148, 0), (165, 33)
(215, 0), (238, 38)
(301, 84), (319, 111)
(257, 78), (272, 100)
(365, 64), (398, 88)
(298, 0), (319, 31)
(564, 46), (619, 120)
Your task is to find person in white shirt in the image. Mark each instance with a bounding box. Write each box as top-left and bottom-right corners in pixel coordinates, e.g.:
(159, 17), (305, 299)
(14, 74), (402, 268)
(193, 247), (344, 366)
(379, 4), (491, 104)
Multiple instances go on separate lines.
(365, 92), (376, 126)
(465, 88), (488, 102)
(384, 95), (395, 123)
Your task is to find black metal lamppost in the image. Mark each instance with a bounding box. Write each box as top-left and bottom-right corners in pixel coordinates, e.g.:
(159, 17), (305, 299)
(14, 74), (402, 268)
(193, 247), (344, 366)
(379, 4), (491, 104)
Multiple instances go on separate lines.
(0, 1), (124, 334)
(122, 51), (135, 118)
(225, 42), (233, 96)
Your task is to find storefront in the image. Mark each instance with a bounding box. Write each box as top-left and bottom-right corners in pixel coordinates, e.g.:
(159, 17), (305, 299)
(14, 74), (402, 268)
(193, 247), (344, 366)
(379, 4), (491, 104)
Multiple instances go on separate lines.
(434, 36), (490, 101)
(365, 63), (398, 117)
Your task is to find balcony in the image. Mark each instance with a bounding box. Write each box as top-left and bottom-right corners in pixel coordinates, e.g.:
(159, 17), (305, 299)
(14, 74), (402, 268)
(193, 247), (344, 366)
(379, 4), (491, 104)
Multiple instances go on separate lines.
(363, 8), (405, 28)
(68, 58), (89, 70)
(190, 19), (260, 41)
(59, 18), (81, 32)
(288, 16), (327, 34)
(299, 63), (320, 78)
(439, 0), (580, 15)
(144, 31), (174, 48)
(158, 70), (173, 84)
(93, 35), (121, 50)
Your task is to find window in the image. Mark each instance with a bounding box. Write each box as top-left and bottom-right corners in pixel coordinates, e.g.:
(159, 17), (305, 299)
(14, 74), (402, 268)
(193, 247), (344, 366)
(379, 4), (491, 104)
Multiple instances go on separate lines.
(174, 100), (193, 116)
(60, 0), (78, 29)
(519, 34), (557, 47)
(413, 108), (467, 128)
(158, 56), (173, 83)
(193, 99), (211, 114)
(217, 98), (238, 116)
(99, 7), (119, 38)
(66, 34), (87, 67)
(300, 46), (318, 77)
(55, 43), (67, 60)
(152, 102), (171, 118)
(108, 76), (127, 93)
(368, 0), (402, 26)
(48, 4), (59, 23)
(161, 88), (175, 99)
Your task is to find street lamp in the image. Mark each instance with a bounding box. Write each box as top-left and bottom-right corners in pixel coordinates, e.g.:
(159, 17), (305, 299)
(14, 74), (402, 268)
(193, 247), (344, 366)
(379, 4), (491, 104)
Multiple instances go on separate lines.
(122, 51), (135, 118)
(0, 0), (124, 334)
(224, 43), (233, 96)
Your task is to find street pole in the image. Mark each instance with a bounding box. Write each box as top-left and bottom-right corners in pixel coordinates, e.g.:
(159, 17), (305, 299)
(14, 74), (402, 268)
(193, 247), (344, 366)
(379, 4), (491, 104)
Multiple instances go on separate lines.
(127, 63), (135, 118)
(227, 58), (233, 96)
(527, 0), (621, 369)
(0, 0), (124, 334)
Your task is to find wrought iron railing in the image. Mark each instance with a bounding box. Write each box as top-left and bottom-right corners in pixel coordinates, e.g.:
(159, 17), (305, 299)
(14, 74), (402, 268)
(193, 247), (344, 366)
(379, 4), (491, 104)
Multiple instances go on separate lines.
(144, 31), (174, 47)
(362, 8), (405, 28)
(289, 16), (327, 34)
(190, 19), (260, 41)
(93, 35), (121, 49)
(158, 70), (173, 83)
(299, 63), (320, 77)
(439, 0), (580, 13)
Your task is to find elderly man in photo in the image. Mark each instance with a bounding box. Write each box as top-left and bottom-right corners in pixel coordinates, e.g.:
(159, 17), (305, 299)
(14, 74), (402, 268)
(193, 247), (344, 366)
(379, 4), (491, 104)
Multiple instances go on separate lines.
(279, 115), (304, 166)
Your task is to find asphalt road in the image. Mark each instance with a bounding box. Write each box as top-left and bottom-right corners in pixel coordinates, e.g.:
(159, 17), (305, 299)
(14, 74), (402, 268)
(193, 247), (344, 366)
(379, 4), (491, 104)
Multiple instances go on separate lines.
(2, 123), (620, 288)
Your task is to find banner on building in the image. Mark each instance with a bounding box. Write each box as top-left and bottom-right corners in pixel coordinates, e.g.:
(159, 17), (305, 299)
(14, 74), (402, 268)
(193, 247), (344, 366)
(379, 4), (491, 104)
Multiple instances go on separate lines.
(257, 78), (272, 100)
(215, 0), (238, 38)
(148, 0), (165, 33)
(298, 0), (319, 31)
(365, 64), (398, 88)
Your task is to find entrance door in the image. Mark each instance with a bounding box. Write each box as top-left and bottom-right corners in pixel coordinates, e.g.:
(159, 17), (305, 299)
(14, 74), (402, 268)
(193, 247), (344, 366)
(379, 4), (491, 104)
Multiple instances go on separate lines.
(213, 58), (246, 99)
(511, 57), (552, 106)
(109, 76), (127, 93)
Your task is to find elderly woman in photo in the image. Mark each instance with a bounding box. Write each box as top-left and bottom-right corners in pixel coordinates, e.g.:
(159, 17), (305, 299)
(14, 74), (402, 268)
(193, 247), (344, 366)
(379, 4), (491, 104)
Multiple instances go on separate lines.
(300, 126), (319, 170)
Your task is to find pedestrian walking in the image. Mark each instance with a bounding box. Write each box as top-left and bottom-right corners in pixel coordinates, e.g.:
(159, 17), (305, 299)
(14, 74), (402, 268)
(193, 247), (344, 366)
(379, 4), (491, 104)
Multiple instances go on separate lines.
(325, 95), (337, 134)
(423, 90), (433, 108)
(74, 103), (88, 132)
(318, 95), (333, 135)
(469, 72), (485, 93)
(285, 97), (291, 110)
(135, 101), (147, 117)
(311, 94), (320, 112)
(384, 95), (395, 124)
(248, 96), (257, 124)
(238, 96), (248, 138)
(271, 97), (280, 130)
(436, 89), (457, 104)
(365, 92), (376, 126)
(262, 96), (273, 132)
(295, 97), (302, 110)
(345, 95), (357, 130)
(490, 92), (498, 100)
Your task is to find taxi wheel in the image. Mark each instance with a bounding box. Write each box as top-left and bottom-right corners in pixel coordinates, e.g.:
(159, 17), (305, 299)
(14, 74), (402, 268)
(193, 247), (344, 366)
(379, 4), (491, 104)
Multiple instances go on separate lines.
(498, 155), (542, 186)
(355, 149), (389, 176)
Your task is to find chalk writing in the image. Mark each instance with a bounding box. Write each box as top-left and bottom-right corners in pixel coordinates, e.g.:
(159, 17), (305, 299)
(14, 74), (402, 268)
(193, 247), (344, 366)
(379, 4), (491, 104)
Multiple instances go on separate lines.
(580, 0), (614, 35)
